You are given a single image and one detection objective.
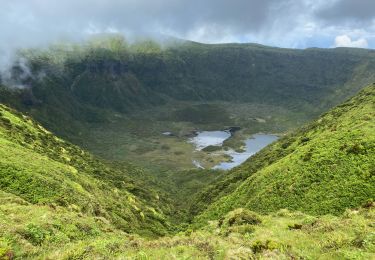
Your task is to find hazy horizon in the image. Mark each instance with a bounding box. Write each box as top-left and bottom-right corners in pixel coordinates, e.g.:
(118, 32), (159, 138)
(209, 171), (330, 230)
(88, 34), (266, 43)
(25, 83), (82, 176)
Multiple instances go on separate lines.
(0, 0), (374, 50)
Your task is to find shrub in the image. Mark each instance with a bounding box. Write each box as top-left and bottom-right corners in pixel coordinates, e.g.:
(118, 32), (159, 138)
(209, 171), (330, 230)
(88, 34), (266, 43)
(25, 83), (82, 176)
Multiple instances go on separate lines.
(22, 224), (49, 245)
(362, 199), (374, 209)
(219, 208), (262, 228)
(288, 223), (303, 230)
(251, 240), (280, 253)
(302, 151), (313, 161)
(0, 116), (11, 128)
(346, 143), (366, 155)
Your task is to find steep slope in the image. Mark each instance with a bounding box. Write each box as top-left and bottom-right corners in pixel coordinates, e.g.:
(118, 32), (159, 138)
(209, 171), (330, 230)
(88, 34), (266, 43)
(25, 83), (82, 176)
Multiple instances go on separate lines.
(0, 104), (170, 236)
(1, 39), (375, 259)
(0, 70), (374, 260)
(193, 84), (375, 225)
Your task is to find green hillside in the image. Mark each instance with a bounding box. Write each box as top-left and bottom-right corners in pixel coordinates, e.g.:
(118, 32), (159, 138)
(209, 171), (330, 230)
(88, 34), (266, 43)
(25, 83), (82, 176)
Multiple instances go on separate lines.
(0, 104), (171, 237)
(1, 36), (375, 171)
(2, 186), (374, 258)
(0, 77), (374, 260)
(193, 84), (375, 226)
(2, 39), (375, 117)
(1, 38), (375, 259)
(2, 37), (375, 123)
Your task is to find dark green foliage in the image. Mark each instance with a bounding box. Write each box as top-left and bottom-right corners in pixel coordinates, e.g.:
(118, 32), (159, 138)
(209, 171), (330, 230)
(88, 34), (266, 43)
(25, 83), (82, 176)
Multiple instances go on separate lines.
(22, 224), (48, 245)
(251, 240), (282, 254)
(202, 145), (222, 152)
(1, 37), (375, 141)
(288, 223), (303, 230)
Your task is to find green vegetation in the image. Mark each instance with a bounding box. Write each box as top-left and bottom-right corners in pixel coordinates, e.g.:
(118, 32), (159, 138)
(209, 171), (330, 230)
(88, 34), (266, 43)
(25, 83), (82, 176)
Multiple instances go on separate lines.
(1, 36), (375, 171)
(193, 84), (375, 226)
(0, 104), (171, 237)
(4, 37), (375, 121)
(0, 37), (374, 258)
(1, 85), (374, 259)
(1, 190), (374, 258)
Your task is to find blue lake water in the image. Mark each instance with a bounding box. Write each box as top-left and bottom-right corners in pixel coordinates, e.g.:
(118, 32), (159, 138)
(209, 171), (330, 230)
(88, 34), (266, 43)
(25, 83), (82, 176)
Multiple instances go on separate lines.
(188, 130), (231, 150)
(213, 134), (278, 170)
(189, 131), (278, 170)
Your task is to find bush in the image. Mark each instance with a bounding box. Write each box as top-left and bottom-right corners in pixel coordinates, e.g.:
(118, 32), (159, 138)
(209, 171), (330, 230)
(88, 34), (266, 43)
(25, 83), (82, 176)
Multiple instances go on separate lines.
(300, 137), (310, 143)
(346, 143), (366, 155)
(219, 208), (262, 229)
(288, 223), (303, 230)
(251, 240), (280, 254)
(22, 224), (49, 245)
(0, 116), (11, 128)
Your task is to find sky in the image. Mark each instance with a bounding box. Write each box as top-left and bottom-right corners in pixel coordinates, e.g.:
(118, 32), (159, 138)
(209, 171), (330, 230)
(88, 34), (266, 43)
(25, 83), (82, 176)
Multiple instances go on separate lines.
(0, 0), (374, 55)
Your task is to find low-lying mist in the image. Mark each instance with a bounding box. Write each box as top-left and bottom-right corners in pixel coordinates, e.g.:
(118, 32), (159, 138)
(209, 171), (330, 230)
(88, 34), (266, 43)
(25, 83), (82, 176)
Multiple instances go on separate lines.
(0, 33), (178, 89)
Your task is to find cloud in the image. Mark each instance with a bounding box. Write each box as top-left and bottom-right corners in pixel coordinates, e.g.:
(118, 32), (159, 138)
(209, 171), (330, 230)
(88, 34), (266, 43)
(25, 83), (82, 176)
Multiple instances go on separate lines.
(0, 0), (296, 43)
(0, 0), (312, 71)
(0, 0), (373, 68)
(1, 0), (375, 87)
(316, 0), (375, 24)
(333, 35), (368, 48)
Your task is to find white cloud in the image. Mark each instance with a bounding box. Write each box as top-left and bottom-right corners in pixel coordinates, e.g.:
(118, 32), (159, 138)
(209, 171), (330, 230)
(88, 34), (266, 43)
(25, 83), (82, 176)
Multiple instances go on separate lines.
(333, 34), (368, 48)
(0, 0), (373, 68)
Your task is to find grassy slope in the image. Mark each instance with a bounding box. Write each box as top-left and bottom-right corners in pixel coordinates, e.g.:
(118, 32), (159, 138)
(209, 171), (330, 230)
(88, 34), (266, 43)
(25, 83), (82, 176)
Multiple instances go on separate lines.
(0, 104), (170, 237)
(1, 95), (373, 259)
(193, 84), (375, 225)
(0, 39), (374, 258)
(2, 191), (374, 259)
(0, 82), (373, 260)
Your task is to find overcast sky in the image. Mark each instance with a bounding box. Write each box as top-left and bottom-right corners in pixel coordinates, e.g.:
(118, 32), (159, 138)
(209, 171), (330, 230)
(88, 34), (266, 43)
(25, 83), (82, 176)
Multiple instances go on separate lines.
(0, 0), (374, 54)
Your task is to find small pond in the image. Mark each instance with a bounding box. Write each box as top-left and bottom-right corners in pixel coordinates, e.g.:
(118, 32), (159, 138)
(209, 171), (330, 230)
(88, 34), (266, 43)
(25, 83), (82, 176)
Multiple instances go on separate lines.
(213, 134), (278, 170)
(188, 130), (231, 150)
(189, 131), (278, 170)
